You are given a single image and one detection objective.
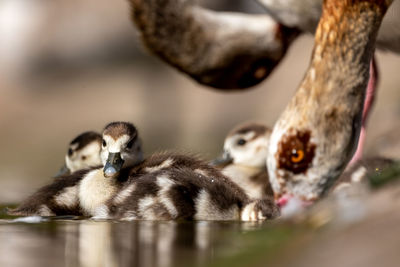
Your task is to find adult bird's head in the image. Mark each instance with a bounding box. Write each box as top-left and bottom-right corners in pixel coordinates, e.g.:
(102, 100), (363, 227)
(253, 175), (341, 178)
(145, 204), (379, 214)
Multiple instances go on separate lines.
(267, 0), (392, 206)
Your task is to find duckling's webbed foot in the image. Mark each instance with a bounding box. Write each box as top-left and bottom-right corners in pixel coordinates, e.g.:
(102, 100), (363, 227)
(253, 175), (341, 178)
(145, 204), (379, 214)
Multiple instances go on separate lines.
(241, 197), (280, 221)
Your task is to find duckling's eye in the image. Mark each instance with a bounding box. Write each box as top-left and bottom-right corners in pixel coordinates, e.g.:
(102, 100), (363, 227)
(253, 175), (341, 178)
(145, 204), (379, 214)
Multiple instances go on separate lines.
(291, 149), (304, 163)
(102, 139), (106, 147)
(237, 139), (246, 146)
(126, 139), (134, 149)
(81, 155), (87, 161)
(68, 148), (73, 156)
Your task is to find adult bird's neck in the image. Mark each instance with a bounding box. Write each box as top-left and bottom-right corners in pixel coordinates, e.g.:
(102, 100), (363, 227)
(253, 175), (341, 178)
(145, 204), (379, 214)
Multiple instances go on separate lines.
(307, 0), (390, 94)
(290, 0), (391, 132)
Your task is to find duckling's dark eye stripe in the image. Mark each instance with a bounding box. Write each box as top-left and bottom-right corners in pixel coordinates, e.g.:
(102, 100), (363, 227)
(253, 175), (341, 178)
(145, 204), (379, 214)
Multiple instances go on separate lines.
(276, 128), (316, 174)
(126, 132), (138, 148)
(126, 139), (134, 149)
(235, 125), (268, 136)
(70, 131), (102, 150)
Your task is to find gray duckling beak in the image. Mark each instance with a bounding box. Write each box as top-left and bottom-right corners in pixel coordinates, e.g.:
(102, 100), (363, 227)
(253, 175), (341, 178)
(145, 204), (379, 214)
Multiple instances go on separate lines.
(103, 152), (124, 178)
(210, 151), (233, 168)
(53, 164), (70, 178)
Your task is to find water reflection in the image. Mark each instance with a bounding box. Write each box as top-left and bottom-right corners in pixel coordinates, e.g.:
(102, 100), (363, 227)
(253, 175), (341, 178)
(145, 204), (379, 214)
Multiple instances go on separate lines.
(0, 218), (262, 267)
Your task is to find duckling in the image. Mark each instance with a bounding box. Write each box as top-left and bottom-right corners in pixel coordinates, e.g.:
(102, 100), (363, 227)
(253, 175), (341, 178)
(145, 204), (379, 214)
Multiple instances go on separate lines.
(267, 0), (391, 206)
(97, 167), (279, 221)
(78, 122), (144, 216)
(8, 122), (143, 216)
(90, 124), (279, 221)
(54, 131), (102, 177)
(212, 122), (274, 199)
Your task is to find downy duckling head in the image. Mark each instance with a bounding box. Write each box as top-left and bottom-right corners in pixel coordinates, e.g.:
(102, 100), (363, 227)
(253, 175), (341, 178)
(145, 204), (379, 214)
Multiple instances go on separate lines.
(213, 122), (271, 168)
(55, 131), (102, 177)
(101, 122), (143, 178)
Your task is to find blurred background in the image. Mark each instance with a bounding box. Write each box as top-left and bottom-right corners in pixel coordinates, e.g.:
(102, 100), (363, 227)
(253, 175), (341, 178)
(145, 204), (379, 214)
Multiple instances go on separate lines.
(1, 0), (399, 203)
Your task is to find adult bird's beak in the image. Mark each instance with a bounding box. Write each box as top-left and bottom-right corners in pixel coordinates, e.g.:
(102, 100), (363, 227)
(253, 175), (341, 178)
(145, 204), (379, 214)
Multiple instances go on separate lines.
(277, 194), (314, 218)
(103, 152), (124, 178)
(210, 151), (233, 168)
(53, 164), (70, 178)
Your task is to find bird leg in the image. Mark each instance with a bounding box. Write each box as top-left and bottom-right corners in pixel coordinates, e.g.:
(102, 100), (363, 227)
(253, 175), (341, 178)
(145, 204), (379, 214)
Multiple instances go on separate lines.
(348, 56), (379, 166)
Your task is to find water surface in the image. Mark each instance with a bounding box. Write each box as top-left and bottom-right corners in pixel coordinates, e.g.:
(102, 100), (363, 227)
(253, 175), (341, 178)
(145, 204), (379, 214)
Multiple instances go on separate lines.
(0, 210), (293, 267)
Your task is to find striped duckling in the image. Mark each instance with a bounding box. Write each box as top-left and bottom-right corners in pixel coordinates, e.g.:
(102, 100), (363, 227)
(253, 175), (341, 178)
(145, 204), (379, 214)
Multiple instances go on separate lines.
(54, 131), (102, 177)
(212, 122), (274, 199)
(98, 166), (279, 221)
(8, 122), (143, 216)
(90, 126), (280, 221)
(78, 122), (144, 216)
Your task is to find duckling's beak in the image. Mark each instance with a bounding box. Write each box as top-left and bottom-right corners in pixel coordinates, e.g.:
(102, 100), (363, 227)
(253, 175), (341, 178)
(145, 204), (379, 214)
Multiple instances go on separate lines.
(210, 151), (233, 168)
(53, 164), (70, 178)
(103, 152), (124, 178)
